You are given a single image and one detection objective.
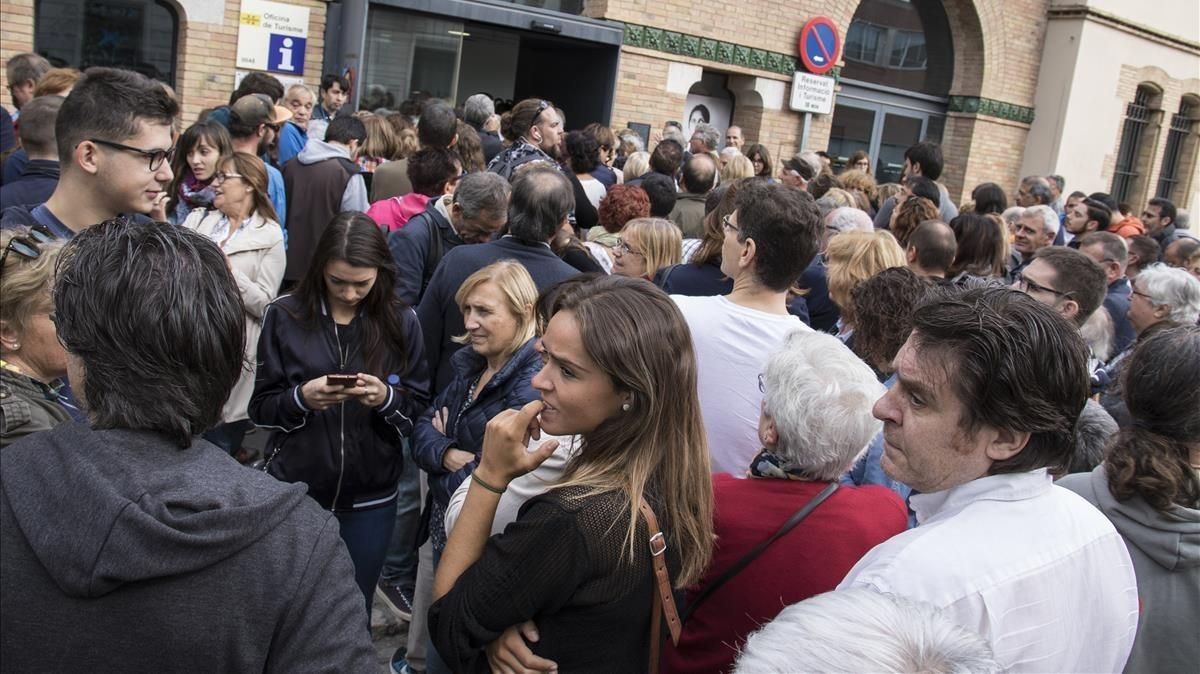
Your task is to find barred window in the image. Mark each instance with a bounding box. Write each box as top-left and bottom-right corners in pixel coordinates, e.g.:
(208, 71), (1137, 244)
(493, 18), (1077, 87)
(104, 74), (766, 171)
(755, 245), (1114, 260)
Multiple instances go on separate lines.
(1155, 97), (1198, 203)
(1111, 85), (1160, 204)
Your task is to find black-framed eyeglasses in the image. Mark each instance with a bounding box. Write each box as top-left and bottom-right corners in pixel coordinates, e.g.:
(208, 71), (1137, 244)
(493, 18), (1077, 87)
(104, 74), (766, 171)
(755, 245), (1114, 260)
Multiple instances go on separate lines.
(1015, 272), (1071, 298)
(722, 214), (739, 233)
(86, 138), (176, 172)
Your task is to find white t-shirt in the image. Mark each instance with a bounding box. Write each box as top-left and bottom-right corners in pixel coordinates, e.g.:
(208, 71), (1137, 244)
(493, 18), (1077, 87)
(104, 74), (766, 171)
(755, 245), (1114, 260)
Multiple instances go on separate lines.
(839, 469), (1138, 673)
(671, 295), (808, 475)
(578, 175), (607, 210)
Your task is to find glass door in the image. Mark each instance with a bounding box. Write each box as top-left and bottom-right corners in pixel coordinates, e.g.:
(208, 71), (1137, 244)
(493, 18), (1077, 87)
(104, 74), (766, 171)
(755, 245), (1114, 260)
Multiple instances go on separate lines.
(875, 111), (925, 183)
(363, 7), (465, 109)
(828, 83), (944, 182)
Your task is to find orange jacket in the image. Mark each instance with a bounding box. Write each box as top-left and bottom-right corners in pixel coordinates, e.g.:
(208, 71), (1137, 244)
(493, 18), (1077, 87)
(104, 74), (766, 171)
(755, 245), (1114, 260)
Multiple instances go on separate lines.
(1111, 215), (1146, 238)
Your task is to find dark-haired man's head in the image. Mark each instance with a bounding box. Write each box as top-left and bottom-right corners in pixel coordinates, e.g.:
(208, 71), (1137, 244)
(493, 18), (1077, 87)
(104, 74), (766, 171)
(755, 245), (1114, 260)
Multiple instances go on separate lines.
(418, 99), (458, 149)
(640, 173), (677, 217)
(1087, 192), (1122, 227)
(507, 165), (574, 243)
(903, 175), (941, 207)
(970, 182), (1007, 215)
(319, 73), (350, 114)
(724, 181), (821, 291)
(324, 116), (367, 157)
(1065, 197), (1111, 237)
(1077, 231), (1128, 285)
(1165, 237), (1200, 269)
(54, 67), (179, 218)
(906, 221), (956, 279)
(6, 52), (51, 109)
(1141, 197), (1176, 237)
(407, 147), (462, 198)
(14, 95), (63, 160)
(1019, 246), (1107, 327)
(873, 287), (1089, 491)
(229, 72), (284, 106)
(53, 217), (245, 448)
(681, 153), (717, 195)
(1016, 176), (1053, 208)
(649, 138), (683, 178)
(903, 142), (944, 181)
(1126, 235), (1161, 278)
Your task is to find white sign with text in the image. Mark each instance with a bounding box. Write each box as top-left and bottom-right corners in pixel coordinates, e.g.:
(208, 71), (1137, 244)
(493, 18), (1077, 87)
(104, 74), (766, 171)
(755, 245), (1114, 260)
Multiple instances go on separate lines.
(789, 72), (836, 114)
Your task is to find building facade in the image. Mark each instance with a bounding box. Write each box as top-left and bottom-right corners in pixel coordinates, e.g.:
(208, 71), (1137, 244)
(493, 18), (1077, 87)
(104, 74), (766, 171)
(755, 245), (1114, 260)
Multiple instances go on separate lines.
(2, 0), (1197, 209)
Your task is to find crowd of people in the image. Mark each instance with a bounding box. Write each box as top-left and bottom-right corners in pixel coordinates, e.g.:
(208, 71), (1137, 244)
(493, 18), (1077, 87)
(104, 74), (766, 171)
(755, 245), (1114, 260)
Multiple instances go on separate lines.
(1, 55), (1198, 674)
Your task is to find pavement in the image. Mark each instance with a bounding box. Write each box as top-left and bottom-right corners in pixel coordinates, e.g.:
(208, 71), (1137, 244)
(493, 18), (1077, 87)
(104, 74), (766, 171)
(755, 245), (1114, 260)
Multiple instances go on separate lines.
(243, 428), (413, 673)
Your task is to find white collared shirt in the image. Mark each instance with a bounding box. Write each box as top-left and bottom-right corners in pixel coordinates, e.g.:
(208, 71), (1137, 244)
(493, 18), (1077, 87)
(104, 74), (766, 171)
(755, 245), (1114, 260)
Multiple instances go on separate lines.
(839, 469), (1139, 673)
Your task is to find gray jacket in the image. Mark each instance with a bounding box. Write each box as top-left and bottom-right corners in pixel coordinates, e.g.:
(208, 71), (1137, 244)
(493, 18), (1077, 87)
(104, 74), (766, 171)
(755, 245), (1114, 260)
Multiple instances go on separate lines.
(1058, 465), (1200, 674)
(0, 423), (377, 672)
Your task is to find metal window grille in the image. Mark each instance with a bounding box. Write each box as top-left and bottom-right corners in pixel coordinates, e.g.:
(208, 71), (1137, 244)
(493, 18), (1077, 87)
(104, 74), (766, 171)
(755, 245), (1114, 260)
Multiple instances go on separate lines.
(1156, 101), (1195, 199)
(1111, 88), (1153, 203)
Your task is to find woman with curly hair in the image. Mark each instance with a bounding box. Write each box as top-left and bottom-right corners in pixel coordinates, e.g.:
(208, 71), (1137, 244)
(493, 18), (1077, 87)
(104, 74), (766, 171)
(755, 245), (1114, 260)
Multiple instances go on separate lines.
(586, 184), (650, 272)
(1058, 324), (1200, 674)
(888, 195), (939, 247)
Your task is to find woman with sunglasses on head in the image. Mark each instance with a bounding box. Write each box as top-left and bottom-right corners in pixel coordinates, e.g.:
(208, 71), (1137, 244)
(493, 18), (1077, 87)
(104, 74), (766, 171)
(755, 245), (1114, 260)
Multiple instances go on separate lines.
(181, 152), (285, 460)
(0, 227), (70, 447)
(250, 212), (431, 614)
(429, 275), (714, 673)
(165, 120), (234, 225)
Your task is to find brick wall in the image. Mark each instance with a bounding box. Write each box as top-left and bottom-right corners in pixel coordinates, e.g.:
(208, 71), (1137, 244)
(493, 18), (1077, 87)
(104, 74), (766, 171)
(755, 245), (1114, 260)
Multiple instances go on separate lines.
(1, 0), (326, 127)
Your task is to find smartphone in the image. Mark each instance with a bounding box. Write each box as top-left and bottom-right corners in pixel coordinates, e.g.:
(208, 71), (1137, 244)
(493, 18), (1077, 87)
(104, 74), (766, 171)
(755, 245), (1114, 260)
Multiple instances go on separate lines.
(326, 374), (360, 388)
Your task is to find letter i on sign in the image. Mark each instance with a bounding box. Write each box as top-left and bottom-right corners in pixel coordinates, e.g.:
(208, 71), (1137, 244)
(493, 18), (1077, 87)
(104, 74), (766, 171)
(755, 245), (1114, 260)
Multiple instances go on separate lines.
(278, 38), (295, 72)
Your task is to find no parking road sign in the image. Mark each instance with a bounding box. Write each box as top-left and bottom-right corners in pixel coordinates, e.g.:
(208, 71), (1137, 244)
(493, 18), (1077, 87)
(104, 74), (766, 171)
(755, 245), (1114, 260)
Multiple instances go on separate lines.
(797, 17), (840, 75)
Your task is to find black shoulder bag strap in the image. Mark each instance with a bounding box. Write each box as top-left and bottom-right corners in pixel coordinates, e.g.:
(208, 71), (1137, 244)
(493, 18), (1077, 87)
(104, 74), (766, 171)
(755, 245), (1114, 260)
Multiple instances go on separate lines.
(680, 481), (839, 625)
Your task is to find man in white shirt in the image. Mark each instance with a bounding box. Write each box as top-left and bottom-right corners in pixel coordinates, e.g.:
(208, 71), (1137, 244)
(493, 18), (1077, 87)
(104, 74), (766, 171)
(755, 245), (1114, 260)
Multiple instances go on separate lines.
(673, 180), (819, 475)
(838, 287), (1139, 673)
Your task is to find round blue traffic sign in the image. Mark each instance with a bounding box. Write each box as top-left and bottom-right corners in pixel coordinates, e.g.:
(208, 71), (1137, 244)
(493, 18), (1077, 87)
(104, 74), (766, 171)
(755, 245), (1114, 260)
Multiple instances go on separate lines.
(798, 17), (841, 75)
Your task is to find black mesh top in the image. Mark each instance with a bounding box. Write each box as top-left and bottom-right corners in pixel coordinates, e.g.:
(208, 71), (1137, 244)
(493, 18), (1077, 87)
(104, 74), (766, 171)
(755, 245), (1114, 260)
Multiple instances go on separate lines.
(429, 485), (682, 672)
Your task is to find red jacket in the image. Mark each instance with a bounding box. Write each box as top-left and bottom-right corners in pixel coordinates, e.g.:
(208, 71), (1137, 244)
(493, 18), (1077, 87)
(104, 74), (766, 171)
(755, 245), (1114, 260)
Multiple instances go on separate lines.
(1111, 215), (1145, 239)
(662, 475), (908, 674)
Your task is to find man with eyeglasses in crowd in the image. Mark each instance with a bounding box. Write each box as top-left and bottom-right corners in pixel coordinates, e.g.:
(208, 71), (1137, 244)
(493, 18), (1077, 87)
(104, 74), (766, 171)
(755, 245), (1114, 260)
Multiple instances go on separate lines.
(1, 67), (177, 237)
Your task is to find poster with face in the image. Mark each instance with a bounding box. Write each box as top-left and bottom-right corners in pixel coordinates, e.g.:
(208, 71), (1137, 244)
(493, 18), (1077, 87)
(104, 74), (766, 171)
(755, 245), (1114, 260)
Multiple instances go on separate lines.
(683, 94), (733, 147)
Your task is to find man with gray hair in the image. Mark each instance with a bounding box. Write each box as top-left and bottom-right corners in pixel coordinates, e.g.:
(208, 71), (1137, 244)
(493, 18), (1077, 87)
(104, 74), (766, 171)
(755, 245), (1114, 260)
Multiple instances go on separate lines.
(388, 171), (511, 306)
(1006, 204), (1059, 283)
(418, 165), (579, 393)
(689, 122), (720, 155)
(462, 93), (502, 163)
(1016, 175), (1053, 208)
(825, 206), (873, 244)
(735, 588), (999, 673)
(4, 52), (51, 112)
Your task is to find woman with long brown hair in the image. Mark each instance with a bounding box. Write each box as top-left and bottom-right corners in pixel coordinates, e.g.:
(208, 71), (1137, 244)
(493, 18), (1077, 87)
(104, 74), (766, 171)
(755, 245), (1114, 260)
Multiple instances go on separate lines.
(1059, 324), (1200, 674)
(429, 275), (714, 672)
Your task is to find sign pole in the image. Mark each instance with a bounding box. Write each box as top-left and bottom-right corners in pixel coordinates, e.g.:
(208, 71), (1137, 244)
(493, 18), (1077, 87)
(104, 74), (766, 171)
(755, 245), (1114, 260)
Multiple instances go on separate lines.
(801, 112), (812, 150)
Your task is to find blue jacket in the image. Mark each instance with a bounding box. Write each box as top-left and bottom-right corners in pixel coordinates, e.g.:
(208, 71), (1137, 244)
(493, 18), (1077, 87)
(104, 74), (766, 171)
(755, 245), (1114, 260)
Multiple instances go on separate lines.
(654, 258), (811, 325)
(277, 121), (307, 168)
(1105, 278), (1136, 357)
(250, 294), (431, 510)
(799, 256), (838, 333)
(0, 160), (59, 210)
(418, 236), (578, 393)
(412, 338), (541, 512)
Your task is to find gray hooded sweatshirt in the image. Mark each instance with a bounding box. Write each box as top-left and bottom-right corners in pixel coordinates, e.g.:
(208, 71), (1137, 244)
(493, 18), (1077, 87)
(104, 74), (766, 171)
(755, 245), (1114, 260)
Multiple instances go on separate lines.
(1058, 464), (1200, 674)
(0, 422), (376, 672)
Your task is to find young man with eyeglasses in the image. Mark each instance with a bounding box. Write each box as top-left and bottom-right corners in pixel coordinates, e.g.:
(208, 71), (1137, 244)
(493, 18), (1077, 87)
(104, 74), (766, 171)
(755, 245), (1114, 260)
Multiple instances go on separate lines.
(1, 67), (178, 237)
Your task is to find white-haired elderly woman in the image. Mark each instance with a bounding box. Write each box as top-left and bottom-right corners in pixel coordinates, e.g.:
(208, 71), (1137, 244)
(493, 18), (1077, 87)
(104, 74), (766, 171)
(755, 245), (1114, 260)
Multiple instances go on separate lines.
(734, 588), (999, 673)
(662, 330), (909, 674)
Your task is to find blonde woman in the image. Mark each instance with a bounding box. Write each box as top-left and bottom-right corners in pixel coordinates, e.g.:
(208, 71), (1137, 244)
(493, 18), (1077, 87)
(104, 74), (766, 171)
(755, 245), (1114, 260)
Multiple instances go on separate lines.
(722, 154), (755, 182)
(430, 275), (714, 672)
(412, 260), (543, 554)
(613, 217), (683, 280)
(182, 152), (285, 457)
(0, 227), (71, 447)
(622, 151), (650, 184)
(825, 230), (906, 343)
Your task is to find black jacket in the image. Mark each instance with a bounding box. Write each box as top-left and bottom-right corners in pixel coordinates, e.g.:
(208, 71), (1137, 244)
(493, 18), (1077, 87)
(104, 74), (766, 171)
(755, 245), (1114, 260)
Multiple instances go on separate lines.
(250, 294), (432, 510)
(655, 258), (811, 325)
(418, 236), (579, 393)
(0, 159), (59, 210)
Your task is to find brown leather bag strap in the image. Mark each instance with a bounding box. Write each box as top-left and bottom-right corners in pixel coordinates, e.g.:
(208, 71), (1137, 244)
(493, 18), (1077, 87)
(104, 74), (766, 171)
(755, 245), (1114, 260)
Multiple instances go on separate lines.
(639, 497), (681, 674)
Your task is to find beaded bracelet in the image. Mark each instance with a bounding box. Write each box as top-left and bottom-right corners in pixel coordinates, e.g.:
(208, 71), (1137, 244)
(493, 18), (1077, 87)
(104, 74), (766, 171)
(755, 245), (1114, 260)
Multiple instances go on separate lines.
(471, 470), (506, 495)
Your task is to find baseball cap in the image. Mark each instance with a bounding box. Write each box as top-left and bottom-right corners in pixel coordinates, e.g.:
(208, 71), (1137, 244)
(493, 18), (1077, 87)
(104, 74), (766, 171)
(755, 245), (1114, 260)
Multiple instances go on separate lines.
(230, 93), (293, 128)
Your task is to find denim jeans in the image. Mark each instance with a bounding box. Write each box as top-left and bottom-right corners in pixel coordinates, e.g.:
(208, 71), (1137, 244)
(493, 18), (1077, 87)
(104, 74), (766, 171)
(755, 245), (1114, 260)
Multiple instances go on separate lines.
(380, 439), (421, 591)
(335, 498), (398, 616)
